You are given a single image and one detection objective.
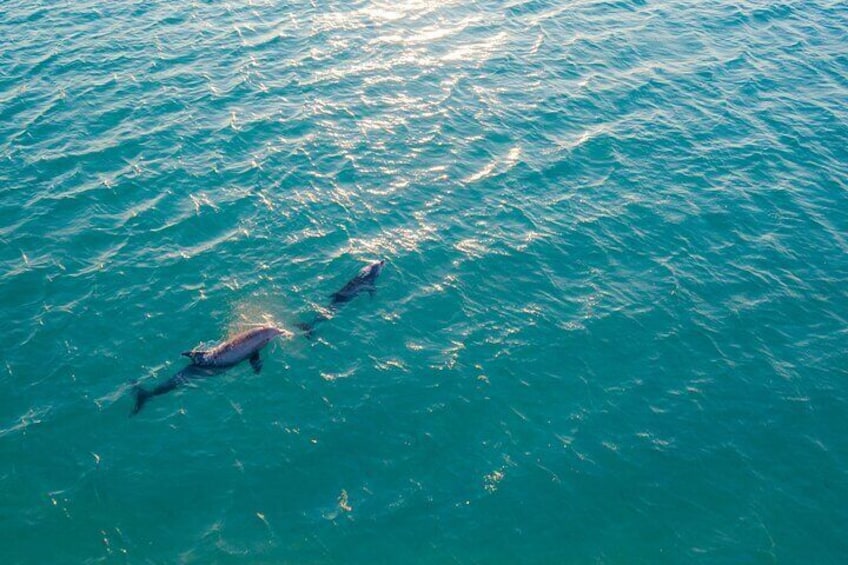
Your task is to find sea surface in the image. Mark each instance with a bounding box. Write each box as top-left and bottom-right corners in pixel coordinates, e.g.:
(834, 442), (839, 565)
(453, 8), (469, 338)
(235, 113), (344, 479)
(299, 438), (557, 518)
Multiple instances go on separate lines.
(2, 0), (847, 562)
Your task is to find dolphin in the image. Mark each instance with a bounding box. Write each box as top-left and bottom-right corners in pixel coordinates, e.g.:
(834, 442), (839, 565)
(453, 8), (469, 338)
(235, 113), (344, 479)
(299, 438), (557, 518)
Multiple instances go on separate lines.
(297, 259), (386, 338)
(131, 325), (283, 415)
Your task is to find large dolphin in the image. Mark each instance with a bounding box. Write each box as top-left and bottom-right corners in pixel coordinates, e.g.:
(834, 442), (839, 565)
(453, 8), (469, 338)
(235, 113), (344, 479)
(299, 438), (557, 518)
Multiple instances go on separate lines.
(297, 259), (386, 338)
(131, 325), (283, 415)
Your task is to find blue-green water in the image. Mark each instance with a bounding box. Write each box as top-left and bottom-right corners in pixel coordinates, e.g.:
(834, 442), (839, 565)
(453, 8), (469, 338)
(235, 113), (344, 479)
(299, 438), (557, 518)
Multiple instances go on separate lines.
(2, 0), (847, 561)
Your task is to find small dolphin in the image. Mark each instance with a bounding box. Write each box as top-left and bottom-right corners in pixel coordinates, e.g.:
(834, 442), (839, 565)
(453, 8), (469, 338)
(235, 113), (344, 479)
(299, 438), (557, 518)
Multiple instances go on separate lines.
(131, 325), (283, 415)
(297, 259), (386, 338)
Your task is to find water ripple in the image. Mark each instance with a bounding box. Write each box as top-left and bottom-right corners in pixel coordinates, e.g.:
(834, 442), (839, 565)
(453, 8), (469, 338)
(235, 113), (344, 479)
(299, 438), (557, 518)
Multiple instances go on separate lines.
(2, 0), (848, 562)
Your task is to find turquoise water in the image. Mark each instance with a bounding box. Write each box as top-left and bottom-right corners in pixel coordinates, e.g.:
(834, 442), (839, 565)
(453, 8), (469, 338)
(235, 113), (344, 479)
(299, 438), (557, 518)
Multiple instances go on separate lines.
(2, 0), (847, 561)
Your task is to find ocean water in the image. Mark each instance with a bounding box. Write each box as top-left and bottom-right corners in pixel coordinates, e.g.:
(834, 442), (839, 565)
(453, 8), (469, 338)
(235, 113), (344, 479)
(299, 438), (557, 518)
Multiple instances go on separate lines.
(2, 0), (847, 562)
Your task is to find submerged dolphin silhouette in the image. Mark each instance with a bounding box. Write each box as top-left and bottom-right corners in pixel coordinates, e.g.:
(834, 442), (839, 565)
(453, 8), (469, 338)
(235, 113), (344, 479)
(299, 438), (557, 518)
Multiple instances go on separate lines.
(131, 326), (283, 415)
(297, 259), (386, 338)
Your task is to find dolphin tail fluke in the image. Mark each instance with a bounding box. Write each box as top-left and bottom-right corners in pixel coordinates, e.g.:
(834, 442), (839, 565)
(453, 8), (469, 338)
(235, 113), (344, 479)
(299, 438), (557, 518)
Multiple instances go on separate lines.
(295, 322), (315, 340)
(131, 385), (152, 416)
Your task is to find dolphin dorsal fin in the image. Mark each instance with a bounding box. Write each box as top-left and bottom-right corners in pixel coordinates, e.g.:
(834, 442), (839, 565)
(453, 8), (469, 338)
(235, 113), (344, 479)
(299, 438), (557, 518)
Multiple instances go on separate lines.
(182, 350), (206, 359)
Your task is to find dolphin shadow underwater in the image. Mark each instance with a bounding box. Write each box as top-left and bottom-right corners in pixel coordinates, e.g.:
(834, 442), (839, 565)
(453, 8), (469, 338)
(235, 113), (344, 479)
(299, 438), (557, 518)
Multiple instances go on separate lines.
(296, 259), (386, 338)
(131, 326), (284, 415)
